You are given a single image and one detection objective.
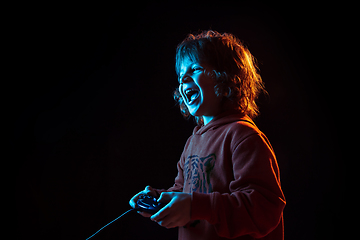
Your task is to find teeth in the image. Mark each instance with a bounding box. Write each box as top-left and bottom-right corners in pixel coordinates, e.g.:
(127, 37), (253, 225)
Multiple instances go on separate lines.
(185, 88), (196, 94)
(184, 88), (199, 104)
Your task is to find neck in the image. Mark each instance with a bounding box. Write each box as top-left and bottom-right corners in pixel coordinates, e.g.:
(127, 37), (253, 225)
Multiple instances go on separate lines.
(201, 101), (238, 126)
(202, 107), (242, 126)
(202, 116), (215, 125)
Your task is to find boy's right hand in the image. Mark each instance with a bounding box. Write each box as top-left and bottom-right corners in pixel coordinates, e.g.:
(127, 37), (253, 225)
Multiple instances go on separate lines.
(129, 185), (157, 218)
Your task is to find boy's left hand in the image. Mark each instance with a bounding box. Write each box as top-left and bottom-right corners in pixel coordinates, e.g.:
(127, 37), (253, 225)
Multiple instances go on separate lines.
(150, 192), (191, 228)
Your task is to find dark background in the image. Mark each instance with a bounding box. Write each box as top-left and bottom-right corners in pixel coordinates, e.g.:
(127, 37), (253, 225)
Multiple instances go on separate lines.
(13, 2), (336, 240)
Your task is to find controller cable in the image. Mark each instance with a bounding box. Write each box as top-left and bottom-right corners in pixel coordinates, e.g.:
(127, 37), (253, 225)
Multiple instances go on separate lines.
(86, 208), (140, 240)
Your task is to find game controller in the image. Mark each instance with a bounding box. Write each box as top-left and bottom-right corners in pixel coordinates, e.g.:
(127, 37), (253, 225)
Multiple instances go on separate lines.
(136, 195), (166, 214)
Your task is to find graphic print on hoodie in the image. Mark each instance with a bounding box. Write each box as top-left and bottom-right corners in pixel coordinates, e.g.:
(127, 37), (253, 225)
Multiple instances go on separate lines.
(162, 111), (286, 240)
(184, 153), (216, 194)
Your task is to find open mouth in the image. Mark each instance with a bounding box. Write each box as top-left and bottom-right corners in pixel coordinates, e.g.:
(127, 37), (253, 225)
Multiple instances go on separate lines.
(184, 88), (200, 105)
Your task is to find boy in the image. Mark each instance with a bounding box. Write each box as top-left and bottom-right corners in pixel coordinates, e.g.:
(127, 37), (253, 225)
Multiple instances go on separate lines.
(129, 30), (286, 240)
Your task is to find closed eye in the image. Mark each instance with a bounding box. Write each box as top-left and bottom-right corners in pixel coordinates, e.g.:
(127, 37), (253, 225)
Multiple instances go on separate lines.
(178, 65), (204, 83)
(192, 66), (203, 72)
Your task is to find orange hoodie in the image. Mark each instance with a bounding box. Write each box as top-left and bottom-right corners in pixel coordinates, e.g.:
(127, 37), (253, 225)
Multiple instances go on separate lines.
(159, 111), (285, 240)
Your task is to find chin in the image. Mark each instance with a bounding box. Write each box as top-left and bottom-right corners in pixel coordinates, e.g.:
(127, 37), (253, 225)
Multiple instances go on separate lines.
(188, 106), (200, 116)
(190, 110), (204, 118)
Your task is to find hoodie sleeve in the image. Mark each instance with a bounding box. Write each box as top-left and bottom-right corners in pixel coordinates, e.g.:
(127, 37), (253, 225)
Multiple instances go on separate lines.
(190, 133), (286, 239)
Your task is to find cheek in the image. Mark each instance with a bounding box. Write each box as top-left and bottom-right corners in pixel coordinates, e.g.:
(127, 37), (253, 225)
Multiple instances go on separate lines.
(179, 84), (185, 99)
(200, 84), (217, 102)
(197, 76), (216, 96)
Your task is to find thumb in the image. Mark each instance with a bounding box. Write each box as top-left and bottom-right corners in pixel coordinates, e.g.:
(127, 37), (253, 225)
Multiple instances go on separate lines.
(157, 192), (173, 203)
(144, 185), (157, 196)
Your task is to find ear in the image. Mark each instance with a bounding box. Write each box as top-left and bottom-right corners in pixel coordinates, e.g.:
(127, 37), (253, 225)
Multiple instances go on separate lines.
(214, 84), (229, 98)
(224, 87), (231, 97)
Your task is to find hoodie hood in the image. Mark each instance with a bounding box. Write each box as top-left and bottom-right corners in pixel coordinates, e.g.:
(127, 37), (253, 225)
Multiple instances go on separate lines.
(193, 111), (255, 135)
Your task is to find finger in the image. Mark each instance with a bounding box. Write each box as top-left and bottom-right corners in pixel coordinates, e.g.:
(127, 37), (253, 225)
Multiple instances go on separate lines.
(144, 185), (157, 196)
(150, 203), (170, 222)
(158, 216), (180, 228)
(165, 224), (176, 229)
(129, 189), (150, 208)
(137, 211), (153, 218)
(129, 193), (140, 208)
(151, 192), (176, 221)
(157, 192), (173, 203)
(157, 219), (176, 229)
(129, 199), (135, 208)
(156, 213), (182, 228)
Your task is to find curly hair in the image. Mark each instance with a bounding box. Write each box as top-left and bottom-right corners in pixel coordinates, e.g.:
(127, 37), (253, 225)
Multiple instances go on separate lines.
(174, 30), (266, 125)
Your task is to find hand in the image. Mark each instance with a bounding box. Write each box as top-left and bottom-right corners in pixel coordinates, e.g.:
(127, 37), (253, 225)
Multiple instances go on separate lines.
(150, 192), (191, 229)
(129, 185), (157, 218)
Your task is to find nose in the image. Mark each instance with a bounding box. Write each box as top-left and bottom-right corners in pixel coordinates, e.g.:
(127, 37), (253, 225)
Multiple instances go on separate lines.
(179, 75), (192, 85)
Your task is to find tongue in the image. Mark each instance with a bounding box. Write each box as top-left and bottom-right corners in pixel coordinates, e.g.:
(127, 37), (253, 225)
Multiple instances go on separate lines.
(190, 92), (199, 102)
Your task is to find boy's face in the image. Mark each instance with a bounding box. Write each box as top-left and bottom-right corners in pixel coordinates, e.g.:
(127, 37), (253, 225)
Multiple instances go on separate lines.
(178, 58), (222, 124)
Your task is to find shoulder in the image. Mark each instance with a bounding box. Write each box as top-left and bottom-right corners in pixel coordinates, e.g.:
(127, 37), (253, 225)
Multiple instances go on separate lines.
(225, 118), (261, 139)
(225, 119), (273, 152)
